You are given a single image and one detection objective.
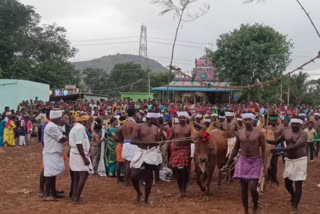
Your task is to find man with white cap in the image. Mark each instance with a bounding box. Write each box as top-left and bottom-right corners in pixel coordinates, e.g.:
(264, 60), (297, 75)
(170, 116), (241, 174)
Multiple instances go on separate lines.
(168, 111), (191, 197)
(43, 110), (68, 201)
(298, 113), (307, 130)
(130, 110), (163, 205)
(221, 111), (238, 157)
(69, 113), (93, 203)
(223, 112), (266, 214)
(268, 117), (308, 213)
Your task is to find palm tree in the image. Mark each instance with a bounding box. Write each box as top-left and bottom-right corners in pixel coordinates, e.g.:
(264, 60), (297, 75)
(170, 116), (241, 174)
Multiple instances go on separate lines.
(289, 72), (309, 105)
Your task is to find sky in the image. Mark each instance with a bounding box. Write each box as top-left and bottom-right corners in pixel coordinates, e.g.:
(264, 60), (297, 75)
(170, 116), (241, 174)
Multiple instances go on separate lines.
(19, 0), (320, 77)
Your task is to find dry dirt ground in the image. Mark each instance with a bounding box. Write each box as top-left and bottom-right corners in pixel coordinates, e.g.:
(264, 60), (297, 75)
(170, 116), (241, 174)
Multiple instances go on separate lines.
(1, 139), (320, 214)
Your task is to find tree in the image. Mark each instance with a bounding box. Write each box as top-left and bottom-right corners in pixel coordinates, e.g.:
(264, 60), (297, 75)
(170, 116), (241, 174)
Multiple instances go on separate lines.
(152, 0), (210, 71)
(207, 24), (292, 101)
(289, 72), (309, 105)
(82, 68), (110, 93)
(150, 72), (175, 88)
(108, 63), (148, 97)
(0, 0), (79, 88)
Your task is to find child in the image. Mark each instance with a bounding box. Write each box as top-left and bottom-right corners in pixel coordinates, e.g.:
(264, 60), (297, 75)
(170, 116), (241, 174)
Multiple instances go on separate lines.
(304, 121), (317, 161)
(91, 124), (103, 173)
(19, 128), (26, 146)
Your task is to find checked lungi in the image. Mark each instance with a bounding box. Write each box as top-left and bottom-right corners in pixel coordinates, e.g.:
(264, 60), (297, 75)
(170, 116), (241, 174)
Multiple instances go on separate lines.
(169, 145), (191, 168)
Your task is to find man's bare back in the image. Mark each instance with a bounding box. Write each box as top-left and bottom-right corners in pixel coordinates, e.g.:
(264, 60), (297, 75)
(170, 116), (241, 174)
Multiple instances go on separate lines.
(133, 123), (159, 149)
(122, 120), (136, 139)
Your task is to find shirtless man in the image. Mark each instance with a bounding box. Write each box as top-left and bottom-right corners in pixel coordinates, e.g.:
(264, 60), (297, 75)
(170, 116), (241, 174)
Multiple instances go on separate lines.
(223, 112), (266, 214)
(220, 111), (238, 158)
(267, 114), (283, 184)
(130, 111), (163, 205)
(168, 111), (191, 197)
(120, 108), (137, 185)
(268, 117), (308, 213)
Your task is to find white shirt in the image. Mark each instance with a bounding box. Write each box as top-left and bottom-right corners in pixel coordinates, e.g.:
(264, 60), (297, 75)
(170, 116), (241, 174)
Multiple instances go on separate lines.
(69, 123), (90, 154)
(43, 122), (64, 155)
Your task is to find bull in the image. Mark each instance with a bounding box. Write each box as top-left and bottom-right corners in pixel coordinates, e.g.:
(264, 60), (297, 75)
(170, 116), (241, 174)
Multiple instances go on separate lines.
(194, 129), (228, 201)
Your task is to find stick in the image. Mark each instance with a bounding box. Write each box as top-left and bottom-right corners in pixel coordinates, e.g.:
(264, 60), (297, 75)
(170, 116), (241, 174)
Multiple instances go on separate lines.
(295, 0), (320, 40)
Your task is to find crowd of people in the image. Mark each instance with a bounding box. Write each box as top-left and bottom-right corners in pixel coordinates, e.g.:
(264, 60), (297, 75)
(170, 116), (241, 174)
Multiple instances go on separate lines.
(1, 98), (319, 213)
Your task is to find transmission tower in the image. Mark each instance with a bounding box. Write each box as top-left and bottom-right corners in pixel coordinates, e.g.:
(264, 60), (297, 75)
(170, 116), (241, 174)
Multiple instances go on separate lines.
(139, 25), (150, 94)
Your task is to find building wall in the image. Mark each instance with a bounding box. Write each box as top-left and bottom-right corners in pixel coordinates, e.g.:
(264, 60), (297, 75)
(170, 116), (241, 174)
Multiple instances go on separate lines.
(83, 94), (109, 102)
(0, 79), (49, 110)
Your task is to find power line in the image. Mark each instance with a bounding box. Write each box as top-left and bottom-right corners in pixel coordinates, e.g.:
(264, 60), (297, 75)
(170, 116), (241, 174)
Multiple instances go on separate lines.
(71, 36), (137, 43)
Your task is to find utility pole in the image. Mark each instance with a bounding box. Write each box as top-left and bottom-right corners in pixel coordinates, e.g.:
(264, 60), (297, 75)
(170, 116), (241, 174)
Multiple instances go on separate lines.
(287, 87), (290, 105)
(138, 25), (150, 94)
(280, 83), (283, 103)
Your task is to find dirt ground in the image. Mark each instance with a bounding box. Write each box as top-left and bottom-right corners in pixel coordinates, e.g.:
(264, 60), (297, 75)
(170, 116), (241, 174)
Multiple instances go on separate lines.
(1, 139), (320, 214)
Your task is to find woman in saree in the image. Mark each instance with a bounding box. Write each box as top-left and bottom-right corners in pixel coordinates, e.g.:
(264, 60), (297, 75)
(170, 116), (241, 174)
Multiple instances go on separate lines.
(3, 116), (16, 147)
(0, 116), (7, 147)
(105, 117), (118, 176)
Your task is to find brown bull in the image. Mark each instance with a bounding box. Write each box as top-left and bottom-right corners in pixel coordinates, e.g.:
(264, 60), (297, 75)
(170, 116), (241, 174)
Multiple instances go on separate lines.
(194, 129), (228, 201)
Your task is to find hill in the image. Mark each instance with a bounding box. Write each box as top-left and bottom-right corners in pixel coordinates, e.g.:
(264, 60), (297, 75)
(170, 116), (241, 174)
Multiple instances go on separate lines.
(72, 54), (168, 73)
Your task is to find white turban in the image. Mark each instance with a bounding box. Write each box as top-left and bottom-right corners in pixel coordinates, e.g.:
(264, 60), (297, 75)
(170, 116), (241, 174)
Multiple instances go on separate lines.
(195, 114), (202, 119)
(50, 110), (63, 120)
(290, 118), (303, 125)
(146, 112), (161, 118)
(204, 118), (211, 123)
(242, 113), (256, 120)
(314, 113), (320, 116)
(211, 113), (218, 117)
(219, 115), (226, 119)
(236, 118), (243, 121)
(225, 112), (234, 117)
(298, 113), (306, 117)
(177, 111), (189, 118)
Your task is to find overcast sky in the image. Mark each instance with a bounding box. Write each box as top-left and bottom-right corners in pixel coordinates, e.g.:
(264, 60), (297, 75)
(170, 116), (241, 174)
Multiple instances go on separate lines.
(20, 0), (320, 77)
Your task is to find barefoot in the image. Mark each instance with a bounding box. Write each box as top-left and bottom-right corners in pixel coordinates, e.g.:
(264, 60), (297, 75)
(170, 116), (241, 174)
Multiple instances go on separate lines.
(43, 196), (57, 202)
(73, 198), (85, 204)
(144, 200), (150, 207)
(203, 196), (209, 202)
(136, 192), (142, 202)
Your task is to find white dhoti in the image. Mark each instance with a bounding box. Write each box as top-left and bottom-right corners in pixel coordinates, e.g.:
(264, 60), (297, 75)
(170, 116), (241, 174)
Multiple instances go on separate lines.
(97, 141), (106, 176)
(227, 137), (236, 157)
(69, 148), (94, 174)
(130, 147), (163, 169)
(19, 136), (26, 146)
(283, 156), (307, 181)
(190, 143), (195, 158)
(122, 139), (137, 161)
(43, 153), (65, 177)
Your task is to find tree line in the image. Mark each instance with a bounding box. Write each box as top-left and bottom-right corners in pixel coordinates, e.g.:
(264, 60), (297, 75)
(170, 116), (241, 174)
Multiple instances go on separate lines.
(1, 0), (319, 105)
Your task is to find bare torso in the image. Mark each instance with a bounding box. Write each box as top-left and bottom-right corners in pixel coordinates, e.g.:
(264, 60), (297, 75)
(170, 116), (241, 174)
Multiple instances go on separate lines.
(238, 128), (264, 157)
(122, 120), (136, 140)
(221, 120), (238, 138)
(135, 123), (159, 149)
(172, 124), (191, 146)
(282, 129), (308, 159)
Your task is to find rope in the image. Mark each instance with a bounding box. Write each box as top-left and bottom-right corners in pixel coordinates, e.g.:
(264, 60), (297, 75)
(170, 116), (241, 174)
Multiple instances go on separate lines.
(174, 51), (320, 90)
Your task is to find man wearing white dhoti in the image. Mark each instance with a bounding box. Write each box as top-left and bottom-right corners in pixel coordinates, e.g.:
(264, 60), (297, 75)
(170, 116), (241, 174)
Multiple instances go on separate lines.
(69, 114), (92, 203)
(43, 110), (67, 201)
(268, 117), (308, 213)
